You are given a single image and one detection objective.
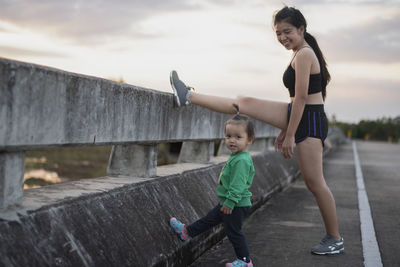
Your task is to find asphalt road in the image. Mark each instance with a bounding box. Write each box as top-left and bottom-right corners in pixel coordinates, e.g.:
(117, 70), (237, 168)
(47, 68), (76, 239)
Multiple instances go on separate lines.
(190, 141), (400, 267)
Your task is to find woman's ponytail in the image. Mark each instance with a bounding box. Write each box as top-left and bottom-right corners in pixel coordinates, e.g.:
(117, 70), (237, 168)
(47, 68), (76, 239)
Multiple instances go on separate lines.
(304, 32), (330, 100)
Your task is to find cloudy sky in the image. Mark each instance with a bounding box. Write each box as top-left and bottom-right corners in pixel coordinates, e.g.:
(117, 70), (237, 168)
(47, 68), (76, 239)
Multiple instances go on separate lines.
(1, 0), (399, 123)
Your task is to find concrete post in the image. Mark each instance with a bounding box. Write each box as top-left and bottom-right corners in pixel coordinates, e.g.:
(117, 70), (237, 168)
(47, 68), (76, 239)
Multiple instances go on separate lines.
(107, 144), (157, 178)
(178, 141), (214, 164)
(0, 152), (25, 210)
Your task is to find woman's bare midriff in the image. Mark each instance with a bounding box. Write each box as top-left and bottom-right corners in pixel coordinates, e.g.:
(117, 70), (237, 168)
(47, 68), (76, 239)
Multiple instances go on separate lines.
(290, 92), (324, 105)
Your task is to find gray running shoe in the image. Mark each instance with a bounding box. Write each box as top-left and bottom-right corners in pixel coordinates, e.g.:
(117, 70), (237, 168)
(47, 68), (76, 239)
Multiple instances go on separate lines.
(311, 235), (344, 255)
(170, 70), (191, 106)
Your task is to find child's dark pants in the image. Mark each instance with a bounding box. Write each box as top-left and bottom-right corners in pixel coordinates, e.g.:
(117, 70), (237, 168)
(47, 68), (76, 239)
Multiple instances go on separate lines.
(186, 204), (250, 260)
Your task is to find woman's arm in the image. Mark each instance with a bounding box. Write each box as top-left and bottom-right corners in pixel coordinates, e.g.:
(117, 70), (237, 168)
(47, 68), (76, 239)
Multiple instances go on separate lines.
(282, 49), (313, 158)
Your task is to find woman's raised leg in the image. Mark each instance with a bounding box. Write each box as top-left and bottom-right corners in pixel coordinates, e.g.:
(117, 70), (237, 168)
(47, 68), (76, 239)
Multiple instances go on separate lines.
(238, 96), (288, 130)
(190, 92), (289, 130)
(189, 92), (238, 114)
(171, 70), (288, 130)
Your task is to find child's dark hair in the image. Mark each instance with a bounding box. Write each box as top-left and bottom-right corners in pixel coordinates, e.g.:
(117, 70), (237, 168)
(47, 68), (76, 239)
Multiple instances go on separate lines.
(273, 6), (331, 100)
(226, 104), (255, 139)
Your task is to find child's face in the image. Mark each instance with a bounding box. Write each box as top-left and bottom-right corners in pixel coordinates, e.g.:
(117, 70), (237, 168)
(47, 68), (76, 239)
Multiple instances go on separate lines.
(224, 123), (253, 154)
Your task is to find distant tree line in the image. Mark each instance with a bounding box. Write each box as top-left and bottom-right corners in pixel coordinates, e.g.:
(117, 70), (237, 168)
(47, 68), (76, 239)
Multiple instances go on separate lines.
(331, 116), (400, 142)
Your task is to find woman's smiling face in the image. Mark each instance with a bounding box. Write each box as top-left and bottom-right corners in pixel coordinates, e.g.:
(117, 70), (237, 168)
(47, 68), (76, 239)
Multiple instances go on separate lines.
(274, 21), (304, 51)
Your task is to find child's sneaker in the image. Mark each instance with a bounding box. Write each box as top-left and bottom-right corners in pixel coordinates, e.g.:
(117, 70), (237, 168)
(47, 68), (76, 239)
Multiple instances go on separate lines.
(170, 70), (192, 106)
(169, 217), (189, 241)
(225, 258), (253, 267)
(311, 235), (344, 255)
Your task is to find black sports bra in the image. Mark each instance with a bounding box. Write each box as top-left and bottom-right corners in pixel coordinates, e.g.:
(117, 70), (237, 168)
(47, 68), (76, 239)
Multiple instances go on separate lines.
(282, 47), (322, 97)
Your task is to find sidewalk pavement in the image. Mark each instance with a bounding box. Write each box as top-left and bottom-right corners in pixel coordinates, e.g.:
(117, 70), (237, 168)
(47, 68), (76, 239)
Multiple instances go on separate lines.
(190, 142), (365, 267)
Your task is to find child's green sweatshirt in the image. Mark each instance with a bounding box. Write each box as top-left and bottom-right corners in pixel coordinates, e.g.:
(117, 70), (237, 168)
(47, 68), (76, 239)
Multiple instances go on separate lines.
(217, 152), (255, 210)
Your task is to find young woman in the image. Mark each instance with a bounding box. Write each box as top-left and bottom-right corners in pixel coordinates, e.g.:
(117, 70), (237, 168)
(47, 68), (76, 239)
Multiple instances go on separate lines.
(170, 6), (343, 255)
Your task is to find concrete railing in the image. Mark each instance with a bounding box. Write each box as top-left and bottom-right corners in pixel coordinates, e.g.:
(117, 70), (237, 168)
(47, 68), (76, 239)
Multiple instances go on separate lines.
(0, 57), (347, 267)
(0, 56), (278, 209)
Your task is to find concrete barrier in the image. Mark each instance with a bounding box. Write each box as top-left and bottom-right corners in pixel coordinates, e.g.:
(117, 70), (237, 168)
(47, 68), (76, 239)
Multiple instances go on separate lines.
(0, 128), (342, 267)
(0, 151), (299, 267)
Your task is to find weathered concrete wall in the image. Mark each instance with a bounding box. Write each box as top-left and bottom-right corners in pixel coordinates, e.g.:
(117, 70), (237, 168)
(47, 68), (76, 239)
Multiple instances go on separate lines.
(0, 57), (278, 151)
(0, 150), (298, 267)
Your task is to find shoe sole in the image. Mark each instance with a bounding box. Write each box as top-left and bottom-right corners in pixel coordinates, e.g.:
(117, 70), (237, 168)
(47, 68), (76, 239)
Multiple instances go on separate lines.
(170, 71), (181, 107)
(311, 248), (344, 255)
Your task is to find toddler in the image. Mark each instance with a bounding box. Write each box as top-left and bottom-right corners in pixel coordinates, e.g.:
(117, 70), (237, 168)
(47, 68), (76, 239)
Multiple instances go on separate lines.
(170, 106), (255, 267)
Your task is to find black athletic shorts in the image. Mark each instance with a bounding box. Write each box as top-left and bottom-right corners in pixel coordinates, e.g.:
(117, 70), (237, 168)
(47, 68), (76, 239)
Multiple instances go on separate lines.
(287, 103), (329, 146)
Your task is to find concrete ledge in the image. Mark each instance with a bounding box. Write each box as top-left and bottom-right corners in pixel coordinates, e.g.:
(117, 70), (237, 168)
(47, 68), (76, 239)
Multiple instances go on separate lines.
(0, 151), (298, 267)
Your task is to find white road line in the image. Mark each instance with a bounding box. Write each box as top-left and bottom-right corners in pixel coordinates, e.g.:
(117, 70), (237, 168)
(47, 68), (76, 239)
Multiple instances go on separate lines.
(352, 141), (383, 267)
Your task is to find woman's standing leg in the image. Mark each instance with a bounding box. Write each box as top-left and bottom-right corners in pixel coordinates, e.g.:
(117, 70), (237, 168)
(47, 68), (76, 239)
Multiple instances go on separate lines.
(296, 138), (340, 238)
